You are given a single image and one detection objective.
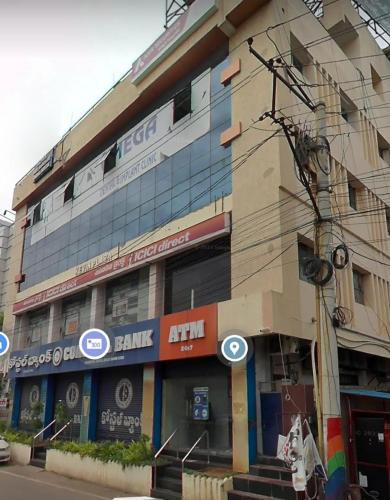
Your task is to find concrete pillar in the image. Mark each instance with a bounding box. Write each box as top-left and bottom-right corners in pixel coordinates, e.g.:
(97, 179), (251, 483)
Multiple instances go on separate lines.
(143, 263), (164, 445)
(47, 301), (62, 343)
(142, 364), (155, 440)
(80, 371), (98, 442)
(232, 363), (249, 472)
(15, 314), (29, 350)
(10, 378), (22, 429)
(90, 285), (105, 330)
(41, 376), (55, 437)
(148, 262), (165, 318)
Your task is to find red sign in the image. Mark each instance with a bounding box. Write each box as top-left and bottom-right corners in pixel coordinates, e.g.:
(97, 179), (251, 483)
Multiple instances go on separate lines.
(159, 304), (217, 361)
(13, 213), (229, 314)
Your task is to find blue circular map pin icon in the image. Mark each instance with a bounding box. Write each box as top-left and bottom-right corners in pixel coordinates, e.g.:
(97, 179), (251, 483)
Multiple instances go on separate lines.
(0, 332), (10, 357)
(79, 329), (110, 360)
(221, 334), (248, 363)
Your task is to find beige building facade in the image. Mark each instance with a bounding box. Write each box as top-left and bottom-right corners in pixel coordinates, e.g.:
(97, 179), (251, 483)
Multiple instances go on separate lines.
(4, 0), (390, 497)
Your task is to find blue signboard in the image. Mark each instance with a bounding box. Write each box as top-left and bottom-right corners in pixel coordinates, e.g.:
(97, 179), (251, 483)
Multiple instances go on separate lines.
(192, 387), (209, 421)
(8, 318), (160, 378)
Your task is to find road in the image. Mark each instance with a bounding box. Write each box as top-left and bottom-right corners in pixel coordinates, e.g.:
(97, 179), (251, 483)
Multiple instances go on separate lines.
(0, 464), (148, 500)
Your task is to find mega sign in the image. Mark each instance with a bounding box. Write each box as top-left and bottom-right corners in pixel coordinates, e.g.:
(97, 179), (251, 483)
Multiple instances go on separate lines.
(14, 213), (229, 314)
(8, 319), (160, 377)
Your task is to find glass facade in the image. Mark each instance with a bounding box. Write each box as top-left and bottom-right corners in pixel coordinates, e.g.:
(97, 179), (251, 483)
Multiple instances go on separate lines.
(164, 237), (231, 314)
(21, 57), (232, 291)
(61, 291), (91, 336)
(104, 268), (149, 328)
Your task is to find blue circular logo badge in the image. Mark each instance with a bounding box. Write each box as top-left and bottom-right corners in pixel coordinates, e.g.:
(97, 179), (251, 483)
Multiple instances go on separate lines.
(79, 329), (110, 360)
(221, 334), (248, 363)
(0, 332), (10, 357)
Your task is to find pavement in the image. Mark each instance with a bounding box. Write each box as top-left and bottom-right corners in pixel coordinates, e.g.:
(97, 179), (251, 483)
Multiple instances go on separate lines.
(0, 464), (156, 500)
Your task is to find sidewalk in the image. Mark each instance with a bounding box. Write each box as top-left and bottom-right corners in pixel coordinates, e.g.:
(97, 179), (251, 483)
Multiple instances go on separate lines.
(0, 464), (156, 500)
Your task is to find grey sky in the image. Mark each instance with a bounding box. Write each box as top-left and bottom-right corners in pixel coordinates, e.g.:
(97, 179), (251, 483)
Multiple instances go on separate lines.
(0, 0), (166, 214)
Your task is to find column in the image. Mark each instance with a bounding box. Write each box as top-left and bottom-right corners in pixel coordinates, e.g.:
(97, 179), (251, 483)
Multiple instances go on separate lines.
(10, 378), (22, 429)
(148, 262), (164, 318)
(142, 364), (155, 440)
(80, 371), (98, 442)
(47, 301), (62, 343)
(41, 376), (55, 437)
(247, 354), (257, 464)
(231, 363), (249, 472)
(144, 263), (164, 446)
(90, 285), (105, 329)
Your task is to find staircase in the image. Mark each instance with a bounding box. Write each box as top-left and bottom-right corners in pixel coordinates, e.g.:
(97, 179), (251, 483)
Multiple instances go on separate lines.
(152, 449), (233, 500)
(152, 458), (182, 500)
(228, 456), (297, 500)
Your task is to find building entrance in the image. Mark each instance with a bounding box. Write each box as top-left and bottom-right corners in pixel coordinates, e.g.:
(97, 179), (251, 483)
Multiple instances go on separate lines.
(160, 357), (232, 454)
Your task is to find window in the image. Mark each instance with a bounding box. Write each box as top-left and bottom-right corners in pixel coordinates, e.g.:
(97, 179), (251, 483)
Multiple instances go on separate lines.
(340, 92), (356, 123)
(290, 34), (311, 77)
(61, 291), (91, 336)
(292, 54), (304, 74)
(32, 202), (42, 225)
(353, 269), (365, 305)
(298, 241), (315, 284)
(377, 131), (390, 164)
(173, 83), (191, 123)
(27, 307), (49, 345)
(104, 144), (118, 174)
(64, 177), (75, 203)
(371, 64), (383, 94)
(386, 209), (390, 236)
(164, 237), (231, 314)
(348, 183), (357, 210)
(105, 268), (149, 327)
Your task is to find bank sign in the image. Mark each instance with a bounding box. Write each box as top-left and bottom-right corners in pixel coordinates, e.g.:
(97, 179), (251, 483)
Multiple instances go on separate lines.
(8, 319), (160, 378)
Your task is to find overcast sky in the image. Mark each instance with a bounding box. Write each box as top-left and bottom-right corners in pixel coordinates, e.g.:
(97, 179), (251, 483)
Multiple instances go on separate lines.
(0, 0), (166, 215)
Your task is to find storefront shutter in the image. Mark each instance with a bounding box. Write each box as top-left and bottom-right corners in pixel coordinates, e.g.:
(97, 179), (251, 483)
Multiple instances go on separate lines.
(54, 373), (83, 440)
(19, 378), (42, 432)
(96, 366), (143, 442)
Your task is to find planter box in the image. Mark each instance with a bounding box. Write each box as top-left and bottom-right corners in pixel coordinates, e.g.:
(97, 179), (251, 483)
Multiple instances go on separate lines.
(46, 449), (152, 496)
(10, 443), (32, 465)
(183, 472), (233, 500)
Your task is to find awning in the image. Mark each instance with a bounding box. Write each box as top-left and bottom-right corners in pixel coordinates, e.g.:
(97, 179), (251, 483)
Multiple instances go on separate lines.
(341, 388), (390, 400)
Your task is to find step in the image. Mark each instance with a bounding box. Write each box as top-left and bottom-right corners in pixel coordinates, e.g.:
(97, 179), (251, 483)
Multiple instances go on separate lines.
(228, 490), (282, 500)
(30, 458), (46, 469)
(150, 486), (182, 500)
(156, 476), (182, 493)
(256, 456), (284, 467)
(34, 451), (47, 460)
(250, 464), (292, 482)
(162, 465), (182, 479)
(233, 474), (297, 500)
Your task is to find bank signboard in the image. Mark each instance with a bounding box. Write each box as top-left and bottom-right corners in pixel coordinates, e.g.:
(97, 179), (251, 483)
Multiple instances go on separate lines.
(159, 303), (217, 360)
(8, 318), (160, 378)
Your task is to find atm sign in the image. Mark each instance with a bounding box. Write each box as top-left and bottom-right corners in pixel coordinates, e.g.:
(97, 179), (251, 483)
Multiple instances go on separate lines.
(159, 304), (217, 360)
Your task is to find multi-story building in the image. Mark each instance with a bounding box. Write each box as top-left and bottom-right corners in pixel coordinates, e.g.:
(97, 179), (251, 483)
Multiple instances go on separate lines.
(3, 0), (390, 497)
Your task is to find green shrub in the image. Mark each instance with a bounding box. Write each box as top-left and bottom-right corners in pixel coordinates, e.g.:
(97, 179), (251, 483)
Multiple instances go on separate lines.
(1, 430), (33, 446)
(51, 434), (155, 468)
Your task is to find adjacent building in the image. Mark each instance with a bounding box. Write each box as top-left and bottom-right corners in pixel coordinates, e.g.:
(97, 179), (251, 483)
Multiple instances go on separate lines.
(3, 0), (390, 496)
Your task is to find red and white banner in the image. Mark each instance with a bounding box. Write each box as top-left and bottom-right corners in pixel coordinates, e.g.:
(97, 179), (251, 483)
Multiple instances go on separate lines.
(13, 213), (230, 314)
(131, 0), (217, 83)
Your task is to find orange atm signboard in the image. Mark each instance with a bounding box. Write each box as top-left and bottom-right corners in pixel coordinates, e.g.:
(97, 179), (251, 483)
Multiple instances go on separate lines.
(159, 304), (217, 360)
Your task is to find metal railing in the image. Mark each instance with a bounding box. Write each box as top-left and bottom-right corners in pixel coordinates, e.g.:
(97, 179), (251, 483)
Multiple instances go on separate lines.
(181, 430), (209, 472)
(49, 419), (73, 442)
(31, 419), (56, 459)
(153, 428), (178, 487)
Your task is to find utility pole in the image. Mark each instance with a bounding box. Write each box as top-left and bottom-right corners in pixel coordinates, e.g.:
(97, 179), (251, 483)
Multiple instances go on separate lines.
(315, 103), (345, 498)
(247, 38), (346, 498)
